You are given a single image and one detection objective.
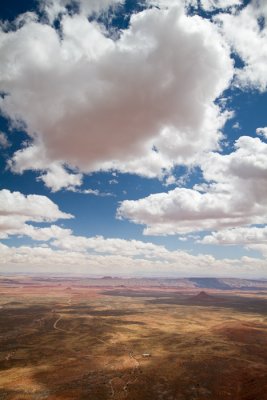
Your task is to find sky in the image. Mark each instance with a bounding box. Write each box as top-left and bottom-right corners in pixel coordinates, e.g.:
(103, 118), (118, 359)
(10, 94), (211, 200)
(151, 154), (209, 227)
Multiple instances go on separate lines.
(0, 0), (267, 278)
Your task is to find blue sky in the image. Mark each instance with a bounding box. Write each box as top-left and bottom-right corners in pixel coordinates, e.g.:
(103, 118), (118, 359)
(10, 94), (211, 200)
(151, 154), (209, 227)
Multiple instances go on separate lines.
(0, 0), (267, 278)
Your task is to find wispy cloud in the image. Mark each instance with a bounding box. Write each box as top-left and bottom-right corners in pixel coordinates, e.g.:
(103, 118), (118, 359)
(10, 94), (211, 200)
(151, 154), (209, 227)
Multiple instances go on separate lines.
(0, 132), (10, 148)
(70, 188), (115, 197)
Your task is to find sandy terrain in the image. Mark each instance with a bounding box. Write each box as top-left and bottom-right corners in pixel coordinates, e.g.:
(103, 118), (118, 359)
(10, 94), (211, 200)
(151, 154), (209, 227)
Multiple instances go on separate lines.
(0, 276), (267, 399)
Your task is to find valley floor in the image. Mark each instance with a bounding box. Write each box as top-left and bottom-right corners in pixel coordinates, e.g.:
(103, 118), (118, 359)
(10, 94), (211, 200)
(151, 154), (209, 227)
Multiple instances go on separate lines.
(0, 277), (267, 400)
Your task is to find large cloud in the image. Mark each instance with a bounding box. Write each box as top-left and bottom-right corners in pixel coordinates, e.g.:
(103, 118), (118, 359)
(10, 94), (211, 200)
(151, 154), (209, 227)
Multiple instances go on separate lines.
(117, 136), (267, 235)
(0, 3), (233, 189)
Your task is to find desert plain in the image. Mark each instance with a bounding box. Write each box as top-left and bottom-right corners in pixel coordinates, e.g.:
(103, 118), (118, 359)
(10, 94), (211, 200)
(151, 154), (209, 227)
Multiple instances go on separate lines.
(0, 276), (267, 400)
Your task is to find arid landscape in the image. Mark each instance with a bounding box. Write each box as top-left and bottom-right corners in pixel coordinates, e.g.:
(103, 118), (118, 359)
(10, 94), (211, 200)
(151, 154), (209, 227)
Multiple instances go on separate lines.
(1, 0), (267, 398)
(0, 276), (267, 400)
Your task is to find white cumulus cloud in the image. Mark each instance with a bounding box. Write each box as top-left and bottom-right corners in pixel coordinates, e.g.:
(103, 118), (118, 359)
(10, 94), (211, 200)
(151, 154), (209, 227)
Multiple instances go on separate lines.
(0, 189), (73, 238)
(200, 226), (267, 245)
(216, 0), (267, 91)
(0, 3), (233, 184)
(9, 145), (83, 192)
(117, 135), (267, 235)
(200, 226), (267, 258)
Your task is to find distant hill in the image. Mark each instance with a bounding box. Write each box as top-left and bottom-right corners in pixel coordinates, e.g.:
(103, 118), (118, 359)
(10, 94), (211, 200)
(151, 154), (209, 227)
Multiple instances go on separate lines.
(188, 278), (231, 290)
(191, 291), (213, 300)
(188, 277), (267, 291)
(188, 291), (225, 302)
